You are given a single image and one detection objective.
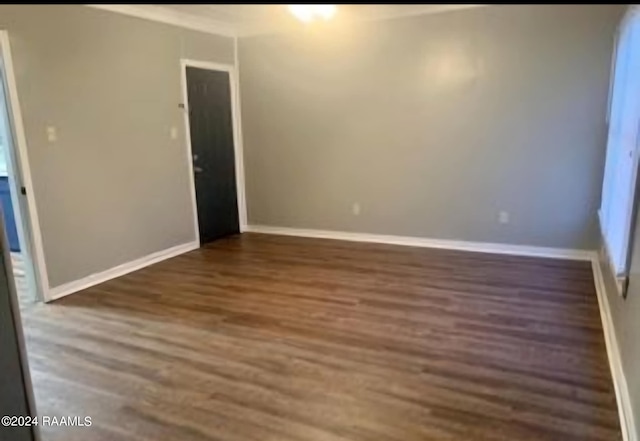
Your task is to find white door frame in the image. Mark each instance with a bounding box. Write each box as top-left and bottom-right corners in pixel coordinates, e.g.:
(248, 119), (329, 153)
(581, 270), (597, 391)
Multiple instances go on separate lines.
(0, 30), (49, 302)
(179, 59), (247, 243)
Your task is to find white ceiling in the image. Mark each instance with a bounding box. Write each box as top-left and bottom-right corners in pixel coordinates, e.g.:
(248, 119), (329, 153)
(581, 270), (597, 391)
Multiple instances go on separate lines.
(89, 4), (484, 38)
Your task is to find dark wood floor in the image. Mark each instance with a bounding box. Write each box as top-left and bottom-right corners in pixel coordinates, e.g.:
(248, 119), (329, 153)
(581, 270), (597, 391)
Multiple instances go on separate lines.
(21, 233), (620, 441)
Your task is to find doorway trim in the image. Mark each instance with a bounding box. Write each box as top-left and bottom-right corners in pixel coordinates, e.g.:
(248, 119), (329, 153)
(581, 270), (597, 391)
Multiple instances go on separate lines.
(179, 59), (247, 243)
(0, 30), (49, 302)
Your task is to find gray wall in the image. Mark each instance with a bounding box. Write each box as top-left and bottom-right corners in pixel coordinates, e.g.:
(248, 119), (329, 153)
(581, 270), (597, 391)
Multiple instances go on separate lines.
(239, 5), (623, 249)
(0, 5), (234, 288)
(600, 219), (640, 433)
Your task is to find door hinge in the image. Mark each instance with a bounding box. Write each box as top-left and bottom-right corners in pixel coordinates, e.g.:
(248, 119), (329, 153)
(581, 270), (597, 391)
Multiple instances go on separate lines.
(20, 186), (26, 195)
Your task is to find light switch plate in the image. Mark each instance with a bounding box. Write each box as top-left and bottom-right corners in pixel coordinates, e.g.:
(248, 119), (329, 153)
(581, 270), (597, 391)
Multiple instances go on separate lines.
(46, 126), (57, 143)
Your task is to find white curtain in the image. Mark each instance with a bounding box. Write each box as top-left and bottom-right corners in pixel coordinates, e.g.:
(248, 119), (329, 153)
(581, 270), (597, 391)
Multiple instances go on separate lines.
(600, 7), (640, 276)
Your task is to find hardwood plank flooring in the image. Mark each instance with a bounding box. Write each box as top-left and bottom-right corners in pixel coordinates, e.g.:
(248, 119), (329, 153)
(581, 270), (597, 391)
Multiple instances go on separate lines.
(19, 233), (620, 441)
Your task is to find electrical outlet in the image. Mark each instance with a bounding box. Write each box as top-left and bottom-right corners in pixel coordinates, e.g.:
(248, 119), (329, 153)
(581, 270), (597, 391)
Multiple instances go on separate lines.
(170, 126), (178, 140)
(498, 211), (509, 224)
(352, 203), (361, 216)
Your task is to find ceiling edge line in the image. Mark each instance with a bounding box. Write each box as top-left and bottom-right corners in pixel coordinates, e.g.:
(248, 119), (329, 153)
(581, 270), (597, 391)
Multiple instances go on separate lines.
(235, 4), (489, 39)
(85, 4), (238, 38)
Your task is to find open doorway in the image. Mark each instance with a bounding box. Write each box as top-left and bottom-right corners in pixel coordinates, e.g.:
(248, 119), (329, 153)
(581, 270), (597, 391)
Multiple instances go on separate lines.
(0, 31), (45, 306)
(0, 137), (28, 302)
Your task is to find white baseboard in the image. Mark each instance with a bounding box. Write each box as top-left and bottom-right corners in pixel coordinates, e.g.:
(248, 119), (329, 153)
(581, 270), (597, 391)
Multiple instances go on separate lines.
(245, 225), (595, 261)
(591, 257), (637, 441)
(48, 241), (199, 301)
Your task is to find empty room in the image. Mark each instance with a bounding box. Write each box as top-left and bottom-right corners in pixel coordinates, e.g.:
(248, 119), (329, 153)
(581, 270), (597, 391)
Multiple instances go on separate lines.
(1, 4), (639, 441)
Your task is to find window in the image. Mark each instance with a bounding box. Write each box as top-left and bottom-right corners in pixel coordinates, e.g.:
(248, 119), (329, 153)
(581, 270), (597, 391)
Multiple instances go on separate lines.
(600, 7), (640, 278)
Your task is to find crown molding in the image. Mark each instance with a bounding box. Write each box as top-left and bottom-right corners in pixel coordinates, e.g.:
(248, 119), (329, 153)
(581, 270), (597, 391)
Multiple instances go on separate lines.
(86, 4), (237, 37)
(87, 4), (487, 39)
(236, 4), (487, 37)
(360, 4), (485, 23)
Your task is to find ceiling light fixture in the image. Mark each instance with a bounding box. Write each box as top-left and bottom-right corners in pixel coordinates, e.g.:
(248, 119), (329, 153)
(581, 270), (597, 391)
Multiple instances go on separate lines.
(288, 5), (337, 23)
